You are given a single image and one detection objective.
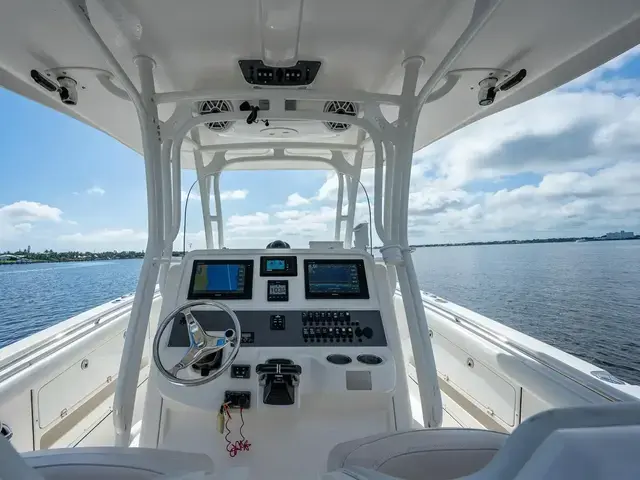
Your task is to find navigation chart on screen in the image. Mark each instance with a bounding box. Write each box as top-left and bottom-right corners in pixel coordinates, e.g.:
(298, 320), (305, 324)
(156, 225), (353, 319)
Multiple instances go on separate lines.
(193, 263), (245, 293)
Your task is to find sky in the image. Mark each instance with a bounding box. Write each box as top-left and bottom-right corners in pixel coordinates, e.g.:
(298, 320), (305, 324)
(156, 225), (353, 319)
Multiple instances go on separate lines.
(1, 46), (640, 252)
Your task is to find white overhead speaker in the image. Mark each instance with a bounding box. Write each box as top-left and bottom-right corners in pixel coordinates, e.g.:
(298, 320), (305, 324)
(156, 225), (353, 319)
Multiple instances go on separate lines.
(323, 101), (357, 132)
(198, 100), (234, 132)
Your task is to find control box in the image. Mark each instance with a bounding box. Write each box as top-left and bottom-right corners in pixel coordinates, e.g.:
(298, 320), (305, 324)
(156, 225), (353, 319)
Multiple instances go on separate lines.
(231, 365), (251, 379)
(224, 390), (251, 409)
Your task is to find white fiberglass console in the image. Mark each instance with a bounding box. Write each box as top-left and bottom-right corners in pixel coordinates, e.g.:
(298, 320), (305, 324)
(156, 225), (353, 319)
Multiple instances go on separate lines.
(140, 249), (410, 479)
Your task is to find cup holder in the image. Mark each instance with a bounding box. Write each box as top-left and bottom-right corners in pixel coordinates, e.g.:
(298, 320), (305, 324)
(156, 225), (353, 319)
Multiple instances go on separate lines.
(357, 354), (383, 365)
(327, 354), (352, 365)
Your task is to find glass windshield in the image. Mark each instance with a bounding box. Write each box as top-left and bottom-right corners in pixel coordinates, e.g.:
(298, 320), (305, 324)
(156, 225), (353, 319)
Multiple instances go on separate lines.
(178, 169), (375, 251)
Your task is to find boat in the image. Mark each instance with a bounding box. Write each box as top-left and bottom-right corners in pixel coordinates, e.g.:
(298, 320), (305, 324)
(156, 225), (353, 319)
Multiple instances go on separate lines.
(1, 1), (640, 478)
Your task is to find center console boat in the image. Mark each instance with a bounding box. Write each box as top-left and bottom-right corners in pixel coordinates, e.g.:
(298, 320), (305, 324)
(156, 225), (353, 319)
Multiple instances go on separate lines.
(2, 0), (640, 478)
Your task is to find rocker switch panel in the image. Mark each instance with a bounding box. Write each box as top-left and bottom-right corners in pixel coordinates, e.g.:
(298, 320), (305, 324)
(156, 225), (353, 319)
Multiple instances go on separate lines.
(270, 314), (286, 330)
(231, 364), (251, 379)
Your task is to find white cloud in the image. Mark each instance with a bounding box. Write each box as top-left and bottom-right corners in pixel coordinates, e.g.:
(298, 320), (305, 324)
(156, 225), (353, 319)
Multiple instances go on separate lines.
(565, 45), (640, 89)
(414, 89), (640, 188)
(592, 78), (640, 95)
(0, 201), (63, 223)
(57, 229), (148, 250)
(285, 193), (311, 207)
(182, 189), (248, 202)
(86, 186), (106, 196)
(181, 190), (200, 202)
(227, 212), (271, 232)
(173, 230), (207, 251)
(402, 161), (640, 243)
(0, 201), (64, 250)
(315, 173), (341, 201)
(227, 212), (269, 227)
(12, 223), (33, 234)
(274, 210), (304, 220)
(220, 190), (248, 200)
(224, 208), (336, 245)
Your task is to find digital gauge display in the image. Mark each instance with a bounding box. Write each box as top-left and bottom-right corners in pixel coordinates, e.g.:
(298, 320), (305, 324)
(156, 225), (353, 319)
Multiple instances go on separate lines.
(267, 280), (289, 302)
(260, 256), (298, 276)
(266, 259), (286, 271)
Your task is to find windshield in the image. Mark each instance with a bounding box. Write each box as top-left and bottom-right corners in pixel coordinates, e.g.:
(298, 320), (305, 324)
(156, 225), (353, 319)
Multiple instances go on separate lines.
(178, 169), (375, 251)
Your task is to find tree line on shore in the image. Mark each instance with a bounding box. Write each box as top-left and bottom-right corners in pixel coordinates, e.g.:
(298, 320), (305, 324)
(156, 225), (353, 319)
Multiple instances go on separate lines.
(0, 249), (145, 264)
(0, 249), (193, 264)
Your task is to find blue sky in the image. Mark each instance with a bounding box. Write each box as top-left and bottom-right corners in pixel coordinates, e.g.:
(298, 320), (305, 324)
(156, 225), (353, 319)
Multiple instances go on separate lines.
(1, 45), (640, 252)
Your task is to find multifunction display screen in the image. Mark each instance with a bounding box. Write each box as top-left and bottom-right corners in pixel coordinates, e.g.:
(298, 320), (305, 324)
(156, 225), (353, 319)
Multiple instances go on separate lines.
(304, 259), (369, 299)
(260, 256), (297, 276)
(188, 260), (253, 299)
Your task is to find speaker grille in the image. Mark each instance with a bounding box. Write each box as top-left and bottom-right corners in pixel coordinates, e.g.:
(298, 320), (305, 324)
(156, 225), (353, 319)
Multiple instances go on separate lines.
(198, 100), (234, 132)
(323, 101), (357, 132)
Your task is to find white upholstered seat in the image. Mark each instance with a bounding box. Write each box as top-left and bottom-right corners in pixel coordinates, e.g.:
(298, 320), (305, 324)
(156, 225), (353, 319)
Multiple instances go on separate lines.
(21, 447), (213, 480)
(327, 428), (507, 480)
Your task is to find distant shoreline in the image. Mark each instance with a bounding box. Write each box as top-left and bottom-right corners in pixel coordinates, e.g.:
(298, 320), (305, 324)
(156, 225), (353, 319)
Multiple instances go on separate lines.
(2, 236), (638, 263)
(376, 236), (640, 250)
(0, 255), (144, 266)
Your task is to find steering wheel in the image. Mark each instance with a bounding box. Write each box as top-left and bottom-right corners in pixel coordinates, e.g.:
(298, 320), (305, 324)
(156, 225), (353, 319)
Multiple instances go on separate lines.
(153, 300), (242, 386)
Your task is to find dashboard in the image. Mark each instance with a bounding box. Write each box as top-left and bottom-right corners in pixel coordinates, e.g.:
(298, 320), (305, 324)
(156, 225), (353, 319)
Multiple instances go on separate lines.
(170, 251), (386, 349)
(147, 248), (407, 458)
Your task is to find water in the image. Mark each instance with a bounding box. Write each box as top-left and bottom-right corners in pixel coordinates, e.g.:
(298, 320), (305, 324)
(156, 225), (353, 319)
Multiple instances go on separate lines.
(0, 243), (638, 384)
(412, 241), (640, 384)
(0, 260), (142, 346)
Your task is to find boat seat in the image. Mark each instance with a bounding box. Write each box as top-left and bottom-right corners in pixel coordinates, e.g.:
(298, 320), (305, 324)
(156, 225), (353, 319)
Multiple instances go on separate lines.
(20, 447), (213, 479)
(327, 428), (507, 480)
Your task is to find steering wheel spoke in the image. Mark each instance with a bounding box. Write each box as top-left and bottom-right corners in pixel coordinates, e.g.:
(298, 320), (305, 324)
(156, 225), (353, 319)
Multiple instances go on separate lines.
(184, 309), (208, 348)
(153, 300), (242, 386)
(169, 345), (204, 375)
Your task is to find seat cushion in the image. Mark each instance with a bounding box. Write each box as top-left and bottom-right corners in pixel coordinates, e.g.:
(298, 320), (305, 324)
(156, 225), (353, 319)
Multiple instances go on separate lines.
(22, 447), (214, 479)
(327, 428), (507, 480)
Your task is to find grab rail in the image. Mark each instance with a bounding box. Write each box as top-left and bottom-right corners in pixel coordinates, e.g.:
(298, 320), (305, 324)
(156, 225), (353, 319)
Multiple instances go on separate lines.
(398, 289), (636, 403)
(0, 291), (160, 384)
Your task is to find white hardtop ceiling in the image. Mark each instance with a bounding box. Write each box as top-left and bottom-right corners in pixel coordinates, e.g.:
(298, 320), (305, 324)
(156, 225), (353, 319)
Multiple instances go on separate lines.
(1, 0), (640, 170)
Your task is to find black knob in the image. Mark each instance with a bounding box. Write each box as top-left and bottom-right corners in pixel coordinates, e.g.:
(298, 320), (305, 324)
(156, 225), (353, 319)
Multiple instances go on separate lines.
(355, 327), (363, 337)
(362, 327), (373, 339)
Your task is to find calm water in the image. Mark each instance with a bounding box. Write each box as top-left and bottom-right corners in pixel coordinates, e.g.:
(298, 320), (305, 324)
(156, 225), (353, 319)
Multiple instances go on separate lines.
(1, 242), (638, 384)
(0, 260), (141, 344)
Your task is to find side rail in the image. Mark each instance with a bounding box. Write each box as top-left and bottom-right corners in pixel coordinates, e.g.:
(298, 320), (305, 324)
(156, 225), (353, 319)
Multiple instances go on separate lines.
(393, 290), (640, 432)
(0, 291), (162, 451)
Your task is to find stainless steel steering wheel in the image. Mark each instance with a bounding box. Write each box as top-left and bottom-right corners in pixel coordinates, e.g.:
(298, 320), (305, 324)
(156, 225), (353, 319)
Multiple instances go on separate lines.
(152, 300), (241, 386)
